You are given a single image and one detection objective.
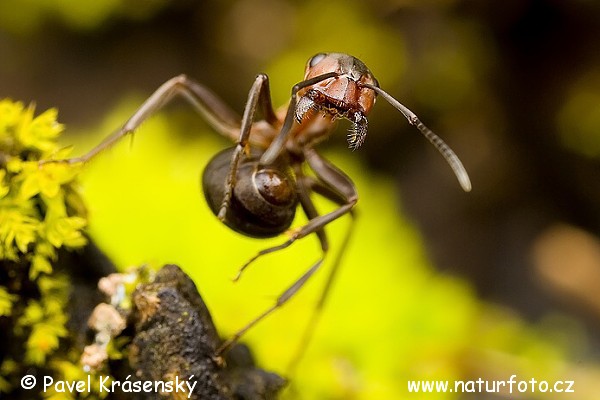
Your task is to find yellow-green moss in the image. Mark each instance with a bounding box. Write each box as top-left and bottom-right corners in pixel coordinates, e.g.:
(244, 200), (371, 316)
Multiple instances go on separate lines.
(0, 99), (92, 396)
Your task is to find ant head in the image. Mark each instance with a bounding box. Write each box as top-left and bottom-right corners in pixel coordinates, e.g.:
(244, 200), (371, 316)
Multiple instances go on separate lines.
(294, 53), (471, 191)
(296, 53), (379, 150)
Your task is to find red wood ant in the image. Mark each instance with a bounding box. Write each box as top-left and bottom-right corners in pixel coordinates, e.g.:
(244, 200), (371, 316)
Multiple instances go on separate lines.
(50, 52), (471, 362)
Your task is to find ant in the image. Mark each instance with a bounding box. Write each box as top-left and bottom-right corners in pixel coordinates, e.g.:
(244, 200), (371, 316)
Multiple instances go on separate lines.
(48, 52), (471, 364)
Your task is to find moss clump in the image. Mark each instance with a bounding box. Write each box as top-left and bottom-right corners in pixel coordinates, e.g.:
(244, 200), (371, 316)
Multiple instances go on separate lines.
(0, 99), (92, 397)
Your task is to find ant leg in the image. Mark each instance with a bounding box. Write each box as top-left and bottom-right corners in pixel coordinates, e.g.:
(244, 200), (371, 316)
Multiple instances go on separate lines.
(218, 150), (358, 355)
(296, 173), (329, 252)
(231, 172), (329, 282)
(233, 200), (355, 280)
(216, 257), (325, 356)
(234, 148), (357, 279)
(43, 75), (242, 164)
(259, 72), (339, 165)
(286, 178), (357, 374)
(217, 73), (278, 221)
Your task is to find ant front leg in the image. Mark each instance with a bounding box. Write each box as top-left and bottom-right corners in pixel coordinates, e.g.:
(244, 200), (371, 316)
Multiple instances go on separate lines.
(43, 75), (242, 164)
(217, 73), (277, 221)
(259, 72), (339, 165)
(216, 148), (358, 356)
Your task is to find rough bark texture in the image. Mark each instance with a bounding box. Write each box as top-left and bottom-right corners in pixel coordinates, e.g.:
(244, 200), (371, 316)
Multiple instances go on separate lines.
(123, 264), (285, 400)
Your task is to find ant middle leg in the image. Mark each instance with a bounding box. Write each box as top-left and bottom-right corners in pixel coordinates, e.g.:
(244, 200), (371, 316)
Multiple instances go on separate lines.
(286, 177), (357, 374)
(233, 147), (358, 281)
(218, 152), (358, 356)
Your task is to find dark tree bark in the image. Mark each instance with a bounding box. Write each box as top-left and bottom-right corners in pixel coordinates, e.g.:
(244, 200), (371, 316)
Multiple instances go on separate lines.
(117, 264), (285, 400)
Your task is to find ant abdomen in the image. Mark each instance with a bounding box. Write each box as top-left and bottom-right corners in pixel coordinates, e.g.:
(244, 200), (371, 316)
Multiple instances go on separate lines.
(202, 147), (298, 238)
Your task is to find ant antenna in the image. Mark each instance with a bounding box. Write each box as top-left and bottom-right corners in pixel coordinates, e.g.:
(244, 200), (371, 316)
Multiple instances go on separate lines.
(362, 83), (472, 192)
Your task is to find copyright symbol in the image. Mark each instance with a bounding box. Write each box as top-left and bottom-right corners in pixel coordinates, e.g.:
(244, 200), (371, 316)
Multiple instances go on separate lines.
(21, 375), (36, 389)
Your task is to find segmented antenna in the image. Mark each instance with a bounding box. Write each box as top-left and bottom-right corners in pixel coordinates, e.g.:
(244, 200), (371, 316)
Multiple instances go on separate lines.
(362, 84), (472, 192)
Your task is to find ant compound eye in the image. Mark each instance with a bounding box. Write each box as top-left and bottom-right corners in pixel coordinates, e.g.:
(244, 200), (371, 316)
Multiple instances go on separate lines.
(308, 53), (327, 68)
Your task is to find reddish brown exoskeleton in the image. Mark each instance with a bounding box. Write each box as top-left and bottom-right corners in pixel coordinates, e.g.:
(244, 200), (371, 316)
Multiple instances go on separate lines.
(47, 52), (471, 366)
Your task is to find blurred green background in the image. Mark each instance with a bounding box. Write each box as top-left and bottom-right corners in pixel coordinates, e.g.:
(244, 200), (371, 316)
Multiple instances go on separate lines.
(3, 0), (600, 398)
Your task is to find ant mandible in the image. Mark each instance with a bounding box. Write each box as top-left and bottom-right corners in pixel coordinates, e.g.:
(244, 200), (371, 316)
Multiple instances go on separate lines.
(53, 52), (471, 360)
